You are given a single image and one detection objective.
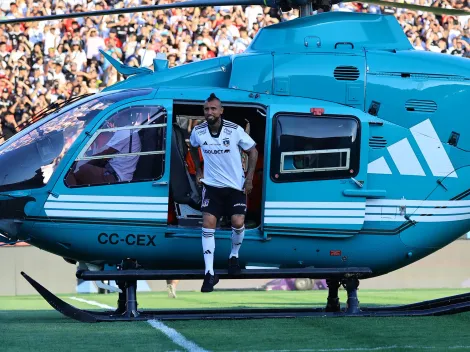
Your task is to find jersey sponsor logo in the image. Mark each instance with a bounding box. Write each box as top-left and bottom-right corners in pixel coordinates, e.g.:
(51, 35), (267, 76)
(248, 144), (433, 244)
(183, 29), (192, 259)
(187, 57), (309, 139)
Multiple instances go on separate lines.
(223, 138), (230, 147)
(197, 129), (207, 136)
(223, 128), (232, 135)
(98, 233), (156, 246)
(202, 141), (221, 146)
(203, 149), (230, 154)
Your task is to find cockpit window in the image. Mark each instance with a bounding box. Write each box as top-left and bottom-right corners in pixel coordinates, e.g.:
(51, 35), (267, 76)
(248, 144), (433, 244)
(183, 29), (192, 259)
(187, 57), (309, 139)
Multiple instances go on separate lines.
(0, 89), (152, 193)
(65, 105), (167, 188)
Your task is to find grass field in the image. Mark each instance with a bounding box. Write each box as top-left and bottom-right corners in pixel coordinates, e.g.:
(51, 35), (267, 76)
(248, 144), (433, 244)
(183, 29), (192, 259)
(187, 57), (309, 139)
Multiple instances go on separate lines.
(2, 289), (470, 351)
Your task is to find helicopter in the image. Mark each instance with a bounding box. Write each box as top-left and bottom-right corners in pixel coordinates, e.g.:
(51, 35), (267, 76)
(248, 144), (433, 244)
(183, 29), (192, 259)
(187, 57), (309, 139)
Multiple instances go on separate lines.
(1, 0), (470, 322)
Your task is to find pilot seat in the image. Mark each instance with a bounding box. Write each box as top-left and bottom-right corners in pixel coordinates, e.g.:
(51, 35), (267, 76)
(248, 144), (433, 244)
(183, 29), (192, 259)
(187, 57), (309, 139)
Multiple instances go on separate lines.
(170, 124), (203, 226)
(132, 127), (165, 181)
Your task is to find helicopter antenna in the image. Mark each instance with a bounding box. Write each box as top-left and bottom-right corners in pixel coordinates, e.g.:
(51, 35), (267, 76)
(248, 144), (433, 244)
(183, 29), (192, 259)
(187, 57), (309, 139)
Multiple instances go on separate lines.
(140, 28), (157, 70)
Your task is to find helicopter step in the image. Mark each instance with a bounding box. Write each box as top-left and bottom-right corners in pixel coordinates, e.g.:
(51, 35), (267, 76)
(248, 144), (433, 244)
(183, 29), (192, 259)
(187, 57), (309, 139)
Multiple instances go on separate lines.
(20, 270), (470, 323)
(75, 267), (373, 281)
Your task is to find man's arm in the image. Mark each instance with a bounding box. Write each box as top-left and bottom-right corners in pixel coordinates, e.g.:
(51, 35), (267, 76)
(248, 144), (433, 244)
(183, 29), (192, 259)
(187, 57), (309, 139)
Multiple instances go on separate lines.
(244, 146), (258, 181)
(188, 129), (203, 183)
(237, 126), (258, 193)
(86, 147), (118, 167)
(190, 146), (202, 172)
(243, 146), (258, 194)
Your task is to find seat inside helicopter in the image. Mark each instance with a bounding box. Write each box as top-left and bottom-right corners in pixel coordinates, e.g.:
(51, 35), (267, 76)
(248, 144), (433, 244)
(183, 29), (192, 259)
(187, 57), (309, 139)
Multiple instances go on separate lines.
(167, 103), (266, 229)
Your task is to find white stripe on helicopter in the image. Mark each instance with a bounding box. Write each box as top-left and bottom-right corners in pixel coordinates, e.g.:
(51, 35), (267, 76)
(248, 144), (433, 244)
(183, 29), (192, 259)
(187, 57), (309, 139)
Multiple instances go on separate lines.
(46, 194), (168, 204)
(45, 210), (167, 220)
(265, 210), (366, 217)
(364, 214), (470, 222)
(44, 195), (169, 219)
(264, 199), (470, 224)
(265, 202), (365, 209)
(368, 119), (457, 178)
(264, 217), (365, 224)
(266, 200), (470, 208)
(44, 202), (168, 212)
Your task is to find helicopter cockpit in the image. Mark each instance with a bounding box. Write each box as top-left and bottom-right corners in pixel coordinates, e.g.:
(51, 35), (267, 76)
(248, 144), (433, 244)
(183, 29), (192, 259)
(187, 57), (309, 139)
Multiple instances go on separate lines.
(0, 89), (151, 193)
(64, 104), (167, 187)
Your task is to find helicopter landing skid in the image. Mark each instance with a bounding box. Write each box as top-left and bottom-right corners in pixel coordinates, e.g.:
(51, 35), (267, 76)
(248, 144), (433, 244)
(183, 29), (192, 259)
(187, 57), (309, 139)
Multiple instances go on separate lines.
(21, 270), (470, 322)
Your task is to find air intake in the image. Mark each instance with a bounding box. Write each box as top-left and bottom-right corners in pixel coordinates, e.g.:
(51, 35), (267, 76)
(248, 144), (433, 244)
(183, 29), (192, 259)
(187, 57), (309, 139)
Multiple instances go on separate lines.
(334, 66), (360, 81)
(369, 136), (387, 149)
(405, 100), (437, 113)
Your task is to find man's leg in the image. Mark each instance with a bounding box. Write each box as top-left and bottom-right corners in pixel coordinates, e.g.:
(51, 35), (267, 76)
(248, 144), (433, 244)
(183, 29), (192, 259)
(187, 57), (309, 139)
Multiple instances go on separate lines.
(200, 185), (221, 292)
(228, 189), (247, 275)
(202, 212), (217, 276)
(166, 279), (179, 298)
(74, 163), (115, 185)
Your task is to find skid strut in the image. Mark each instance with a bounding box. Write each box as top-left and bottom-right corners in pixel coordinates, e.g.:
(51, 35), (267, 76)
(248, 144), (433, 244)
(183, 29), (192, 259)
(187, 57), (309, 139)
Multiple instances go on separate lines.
(20, 267), (470, 323)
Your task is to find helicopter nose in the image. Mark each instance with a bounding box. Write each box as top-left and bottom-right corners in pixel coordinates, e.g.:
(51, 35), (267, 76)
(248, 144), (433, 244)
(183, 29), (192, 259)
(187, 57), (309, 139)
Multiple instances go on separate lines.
(0, 219), (21, 242)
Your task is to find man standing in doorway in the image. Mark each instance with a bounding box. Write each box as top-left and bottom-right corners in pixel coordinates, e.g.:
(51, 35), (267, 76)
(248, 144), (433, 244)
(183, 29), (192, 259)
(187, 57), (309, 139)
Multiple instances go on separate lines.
(189, 93), (258, 292)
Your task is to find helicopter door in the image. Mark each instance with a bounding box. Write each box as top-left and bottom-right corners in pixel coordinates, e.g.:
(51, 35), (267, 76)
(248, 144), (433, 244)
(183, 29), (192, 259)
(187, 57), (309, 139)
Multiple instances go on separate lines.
(263, 104), (370, 237)
(48, 99), (172, 225)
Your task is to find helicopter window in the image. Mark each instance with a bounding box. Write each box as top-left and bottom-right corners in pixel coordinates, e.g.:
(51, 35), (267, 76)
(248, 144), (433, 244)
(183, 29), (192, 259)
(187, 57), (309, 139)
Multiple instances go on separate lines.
(283, 148), (351, 173)
(271, 114), (360, 182)
(65, 105), (167, 187)
(0, 95), (133, 193)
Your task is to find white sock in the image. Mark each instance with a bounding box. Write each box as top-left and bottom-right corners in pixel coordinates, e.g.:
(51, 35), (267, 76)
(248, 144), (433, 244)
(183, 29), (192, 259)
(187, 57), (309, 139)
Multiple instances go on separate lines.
(230, 225), (245, 258)
(202, 227), (215, 275)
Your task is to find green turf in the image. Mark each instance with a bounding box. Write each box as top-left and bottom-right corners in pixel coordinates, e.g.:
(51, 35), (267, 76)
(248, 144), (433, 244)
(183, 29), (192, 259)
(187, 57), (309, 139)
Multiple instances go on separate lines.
(2, 290), (470, 351)
(2, 288), (467, 311)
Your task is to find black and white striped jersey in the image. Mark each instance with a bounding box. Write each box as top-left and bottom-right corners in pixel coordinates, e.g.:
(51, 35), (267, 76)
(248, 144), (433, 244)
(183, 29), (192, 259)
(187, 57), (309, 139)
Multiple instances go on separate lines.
(190, 119), (256, 191)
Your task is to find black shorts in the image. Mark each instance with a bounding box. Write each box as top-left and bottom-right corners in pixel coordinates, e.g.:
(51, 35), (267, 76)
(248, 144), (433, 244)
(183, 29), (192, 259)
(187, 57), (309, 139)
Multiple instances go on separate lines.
(201, 184), (247, 219)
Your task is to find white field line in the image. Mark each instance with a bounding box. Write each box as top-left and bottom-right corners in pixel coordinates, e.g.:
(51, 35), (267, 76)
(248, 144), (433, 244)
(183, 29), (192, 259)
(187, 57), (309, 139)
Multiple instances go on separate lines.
(69, 296), (114, 309)
(69, 297), (209, 352)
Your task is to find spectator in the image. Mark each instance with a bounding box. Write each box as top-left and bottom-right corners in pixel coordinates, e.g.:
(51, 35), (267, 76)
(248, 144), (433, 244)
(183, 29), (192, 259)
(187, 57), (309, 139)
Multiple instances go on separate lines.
(1, 0), (469, 143)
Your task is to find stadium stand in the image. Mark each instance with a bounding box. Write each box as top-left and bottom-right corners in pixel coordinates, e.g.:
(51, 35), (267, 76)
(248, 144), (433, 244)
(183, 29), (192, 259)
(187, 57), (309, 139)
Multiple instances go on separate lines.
(0, 0), (469, 142)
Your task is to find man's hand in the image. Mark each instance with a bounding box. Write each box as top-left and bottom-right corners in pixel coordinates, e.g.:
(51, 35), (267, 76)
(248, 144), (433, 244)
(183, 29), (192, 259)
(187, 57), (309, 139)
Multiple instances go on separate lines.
(196, 168), (203, 185)
(244, 178), (253, 195)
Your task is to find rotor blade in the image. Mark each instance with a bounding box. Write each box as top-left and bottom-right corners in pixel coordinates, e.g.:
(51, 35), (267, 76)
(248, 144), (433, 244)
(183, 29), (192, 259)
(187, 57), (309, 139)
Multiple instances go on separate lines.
(356, 0), (470, 16)
(0, 0), (276, 25)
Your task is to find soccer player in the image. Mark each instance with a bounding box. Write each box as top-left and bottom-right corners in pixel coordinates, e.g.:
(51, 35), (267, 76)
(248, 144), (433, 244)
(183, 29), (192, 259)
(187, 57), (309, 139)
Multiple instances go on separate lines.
(189, 93), (258, 292)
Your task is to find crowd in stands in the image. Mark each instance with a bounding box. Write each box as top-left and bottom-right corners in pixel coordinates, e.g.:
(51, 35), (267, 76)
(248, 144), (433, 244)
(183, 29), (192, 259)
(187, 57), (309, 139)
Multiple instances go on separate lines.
(0, 0), (469, 141)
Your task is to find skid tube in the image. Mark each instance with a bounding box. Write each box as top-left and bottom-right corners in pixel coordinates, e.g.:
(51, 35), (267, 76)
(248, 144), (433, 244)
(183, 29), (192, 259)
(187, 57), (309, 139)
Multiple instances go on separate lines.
(20, 267), (470, 323)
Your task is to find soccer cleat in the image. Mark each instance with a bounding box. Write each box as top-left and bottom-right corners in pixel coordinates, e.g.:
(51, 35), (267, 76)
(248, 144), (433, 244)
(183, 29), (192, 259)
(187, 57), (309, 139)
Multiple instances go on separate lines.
(167, 283), (177, 298)
(201, 271), (219, 292)
(228, 256), (241, 276)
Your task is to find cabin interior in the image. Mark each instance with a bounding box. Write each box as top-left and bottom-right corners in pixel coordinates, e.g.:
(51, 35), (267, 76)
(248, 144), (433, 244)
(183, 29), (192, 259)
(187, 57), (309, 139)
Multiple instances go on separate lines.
(168, 103), (267, 229)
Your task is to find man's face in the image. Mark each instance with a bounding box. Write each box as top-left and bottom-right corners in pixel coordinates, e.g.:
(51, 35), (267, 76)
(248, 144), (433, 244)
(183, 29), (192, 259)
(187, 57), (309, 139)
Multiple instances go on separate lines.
(203, 99), (223, 125)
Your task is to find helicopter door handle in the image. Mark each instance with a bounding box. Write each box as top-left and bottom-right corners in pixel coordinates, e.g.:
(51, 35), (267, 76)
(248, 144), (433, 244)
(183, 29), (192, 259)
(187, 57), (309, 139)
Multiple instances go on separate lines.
(152, 181), (168, 186)
(335, 42), (354, 49)
(304, 36), (321, 48)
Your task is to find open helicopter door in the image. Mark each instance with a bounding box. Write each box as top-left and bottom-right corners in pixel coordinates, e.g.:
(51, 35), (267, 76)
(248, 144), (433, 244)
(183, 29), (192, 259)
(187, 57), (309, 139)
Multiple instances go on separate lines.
(262, 103), (372, 238)
(47, 98), (173, 230)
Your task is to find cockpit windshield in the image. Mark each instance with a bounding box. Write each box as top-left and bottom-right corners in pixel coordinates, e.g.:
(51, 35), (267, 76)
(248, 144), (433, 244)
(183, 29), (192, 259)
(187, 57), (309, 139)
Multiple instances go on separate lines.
(0, 88), (152, 193)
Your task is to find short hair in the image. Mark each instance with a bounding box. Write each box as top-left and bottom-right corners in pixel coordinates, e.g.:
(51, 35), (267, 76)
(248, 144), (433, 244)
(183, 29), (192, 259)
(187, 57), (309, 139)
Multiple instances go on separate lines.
(206, 93), (221, 105)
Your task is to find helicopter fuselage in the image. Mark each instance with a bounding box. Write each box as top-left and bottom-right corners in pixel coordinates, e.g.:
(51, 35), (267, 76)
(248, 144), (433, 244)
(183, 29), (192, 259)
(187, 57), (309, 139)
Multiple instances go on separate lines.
(1, 12), (470, 280)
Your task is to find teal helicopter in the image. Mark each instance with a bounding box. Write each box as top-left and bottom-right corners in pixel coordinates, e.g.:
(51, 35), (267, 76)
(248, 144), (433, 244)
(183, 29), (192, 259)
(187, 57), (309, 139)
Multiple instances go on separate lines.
(1, 0), (470, 322)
